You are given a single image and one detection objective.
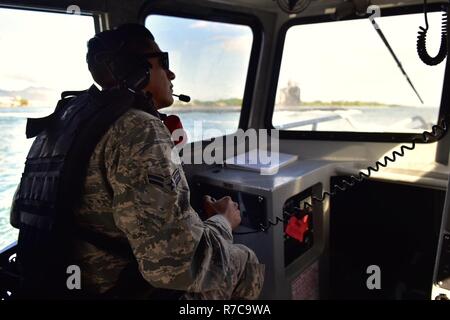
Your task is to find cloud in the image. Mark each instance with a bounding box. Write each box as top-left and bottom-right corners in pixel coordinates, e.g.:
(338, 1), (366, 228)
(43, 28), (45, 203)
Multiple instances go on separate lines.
(189, 20), (249, 33)
(189, 21), (214, 29)
(3, 73), (37, 83)
(0, 86), (58, 106)
(220, 35), (253, 53)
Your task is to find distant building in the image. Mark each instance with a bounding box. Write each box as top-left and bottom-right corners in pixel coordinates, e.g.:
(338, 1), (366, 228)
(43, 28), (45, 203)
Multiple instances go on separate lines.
(0, 87), (56, 107)
(0, 96), (29, 107)
(0, 96), (12, 107)
(278, 81), (301, 106)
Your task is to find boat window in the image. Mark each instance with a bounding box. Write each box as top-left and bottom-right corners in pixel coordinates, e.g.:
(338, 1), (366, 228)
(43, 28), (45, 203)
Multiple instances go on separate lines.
(0, 7), (95, 250)
(145, 15), (253, 142)
(272, 12), (446, 134)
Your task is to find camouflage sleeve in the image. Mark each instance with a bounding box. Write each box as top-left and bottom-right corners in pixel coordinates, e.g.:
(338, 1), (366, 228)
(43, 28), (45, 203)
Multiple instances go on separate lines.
(105, 110), (233, 292)
(205, 214), (233, 241)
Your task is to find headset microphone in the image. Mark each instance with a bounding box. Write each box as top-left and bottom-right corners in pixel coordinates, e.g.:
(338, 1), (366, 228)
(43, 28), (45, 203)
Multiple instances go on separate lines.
(172, 93), (191, 103)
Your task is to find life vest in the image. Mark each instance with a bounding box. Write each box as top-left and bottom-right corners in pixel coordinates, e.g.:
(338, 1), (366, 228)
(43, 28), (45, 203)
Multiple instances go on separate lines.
(13, 85), (182, 299)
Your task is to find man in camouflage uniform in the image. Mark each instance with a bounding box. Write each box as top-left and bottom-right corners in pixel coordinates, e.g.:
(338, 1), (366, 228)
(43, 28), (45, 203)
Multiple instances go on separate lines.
(69, 24), (264, 299)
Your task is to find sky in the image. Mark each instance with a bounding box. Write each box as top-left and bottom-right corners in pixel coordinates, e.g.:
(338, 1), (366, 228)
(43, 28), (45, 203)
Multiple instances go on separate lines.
(0, 8), (446, 107)
(145, 15), (253, 101)
(0, 8), (95, 102)
(278, 12), (446, 108)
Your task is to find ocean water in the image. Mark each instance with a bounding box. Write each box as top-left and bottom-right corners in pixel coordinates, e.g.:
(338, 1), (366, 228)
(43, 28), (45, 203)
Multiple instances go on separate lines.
(0, 107), (53, 250)
(0, 105), (438, 250)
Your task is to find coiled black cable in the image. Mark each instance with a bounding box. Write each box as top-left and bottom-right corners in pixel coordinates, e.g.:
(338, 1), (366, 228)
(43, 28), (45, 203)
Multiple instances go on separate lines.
(234, 2), (450, 236)
(233, 117), (449, 236)
(417, 1), (448, 66)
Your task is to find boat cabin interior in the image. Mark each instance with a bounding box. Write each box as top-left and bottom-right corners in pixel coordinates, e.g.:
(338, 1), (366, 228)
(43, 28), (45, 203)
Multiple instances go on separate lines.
(0, 0), (449, 300)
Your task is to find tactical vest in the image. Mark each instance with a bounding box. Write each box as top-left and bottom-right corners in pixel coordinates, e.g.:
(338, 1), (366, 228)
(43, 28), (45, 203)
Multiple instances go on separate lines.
(13, 85), (182, 299)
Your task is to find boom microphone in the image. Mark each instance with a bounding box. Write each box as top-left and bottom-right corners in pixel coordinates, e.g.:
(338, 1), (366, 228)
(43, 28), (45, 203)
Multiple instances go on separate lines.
(172, 93), (191, 103)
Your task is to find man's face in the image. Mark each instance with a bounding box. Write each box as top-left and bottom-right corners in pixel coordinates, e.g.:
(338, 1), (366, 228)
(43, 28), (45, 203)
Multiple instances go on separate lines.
(141, 40), (176, 109)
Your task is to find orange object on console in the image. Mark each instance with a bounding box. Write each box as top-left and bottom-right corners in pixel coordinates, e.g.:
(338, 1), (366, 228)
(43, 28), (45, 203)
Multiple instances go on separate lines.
(161, 114), (187, 145)
(285, 215), (309, 243)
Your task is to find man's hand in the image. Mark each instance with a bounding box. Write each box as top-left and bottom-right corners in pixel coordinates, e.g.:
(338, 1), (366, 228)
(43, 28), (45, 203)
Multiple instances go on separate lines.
(203, 195), (241, 230)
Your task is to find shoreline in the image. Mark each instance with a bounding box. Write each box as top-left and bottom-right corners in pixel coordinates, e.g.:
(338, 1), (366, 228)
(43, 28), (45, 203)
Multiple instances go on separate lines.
(167, 104), (417, 112)
(0, 104), (422, 112)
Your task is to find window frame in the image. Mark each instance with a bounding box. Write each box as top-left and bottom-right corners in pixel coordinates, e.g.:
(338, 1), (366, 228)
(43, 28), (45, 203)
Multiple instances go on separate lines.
(140, 2), (263, 140)
(0, 3), (104, 33)
(265, 3), (450, 143)
(0, 4), (97, 251)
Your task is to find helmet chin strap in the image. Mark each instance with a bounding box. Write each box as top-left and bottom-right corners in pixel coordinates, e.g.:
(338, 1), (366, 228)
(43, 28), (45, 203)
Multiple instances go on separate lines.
(107, 87), (187, 145)
(145, 90), (187, 145)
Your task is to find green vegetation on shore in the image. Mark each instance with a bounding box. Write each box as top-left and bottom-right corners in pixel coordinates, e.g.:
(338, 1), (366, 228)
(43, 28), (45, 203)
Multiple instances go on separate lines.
(173, 98), (243, 107)
(0, 97), (29, 108)
(300, 100), (401, 107)
(173, 98), (401, 108)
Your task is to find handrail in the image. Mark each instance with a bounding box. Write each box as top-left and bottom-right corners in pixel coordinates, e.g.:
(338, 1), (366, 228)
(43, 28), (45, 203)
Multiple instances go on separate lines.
(0, 240), (17, 257)
(275, 114), (343, 130)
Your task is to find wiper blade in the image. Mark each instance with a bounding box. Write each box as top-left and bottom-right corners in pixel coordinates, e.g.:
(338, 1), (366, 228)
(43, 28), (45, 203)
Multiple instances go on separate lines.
(369, 17), (424, 104)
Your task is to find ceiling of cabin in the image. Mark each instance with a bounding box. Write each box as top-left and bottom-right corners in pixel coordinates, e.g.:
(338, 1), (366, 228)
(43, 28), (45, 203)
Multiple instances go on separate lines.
(0, 0), (445, 18)
(206, 0), (442, 13)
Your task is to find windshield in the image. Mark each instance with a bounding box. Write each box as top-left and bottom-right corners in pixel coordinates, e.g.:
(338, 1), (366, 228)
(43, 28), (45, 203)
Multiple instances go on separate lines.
(272, 11), (447, 133)
(0, 8), (95, 250)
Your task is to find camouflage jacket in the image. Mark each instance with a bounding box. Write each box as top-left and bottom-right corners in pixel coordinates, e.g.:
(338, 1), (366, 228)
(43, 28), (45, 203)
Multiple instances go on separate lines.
(70, 109), (263, 297)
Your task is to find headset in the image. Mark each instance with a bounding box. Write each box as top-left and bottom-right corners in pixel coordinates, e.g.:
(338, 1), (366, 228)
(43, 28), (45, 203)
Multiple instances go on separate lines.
(92, 31), (191, 103)
(92, 31), (151, 93)
(91, 30), (190, 144)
